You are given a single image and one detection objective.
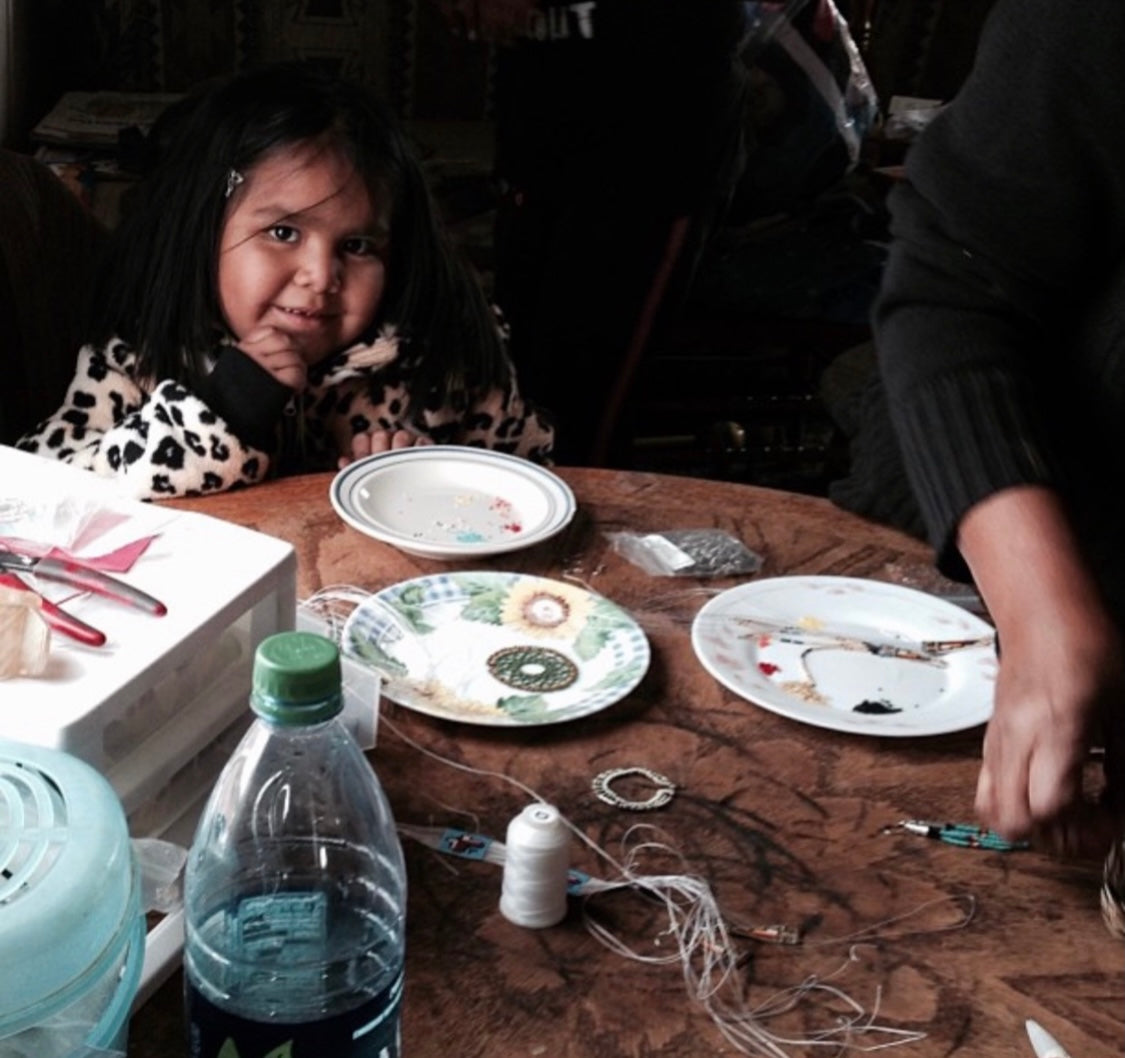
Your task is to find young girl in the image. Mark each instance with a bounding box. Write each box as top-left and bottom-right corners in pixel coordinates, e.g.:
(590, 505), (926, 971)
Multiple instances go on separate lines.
(16, 63), (554, 499)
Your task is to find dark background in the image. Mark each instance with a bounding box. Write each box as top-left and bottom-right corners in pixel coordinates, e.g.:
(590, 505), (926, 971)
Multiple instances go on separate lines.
(16, 0), (996, 136)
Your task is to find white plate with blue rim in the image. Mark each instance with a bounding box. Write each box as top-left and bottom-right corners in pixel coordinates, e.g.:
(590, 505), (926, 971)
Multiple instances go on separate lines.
(343, 571), (650, 726)
(330, 446), (576, 560)
(691, 575), (997, 736)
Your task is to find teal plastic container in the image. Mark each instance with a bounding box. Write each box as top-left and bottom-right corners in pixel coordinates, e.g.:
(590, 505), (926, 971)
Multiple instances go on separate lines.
(0, 739), (145, 1058)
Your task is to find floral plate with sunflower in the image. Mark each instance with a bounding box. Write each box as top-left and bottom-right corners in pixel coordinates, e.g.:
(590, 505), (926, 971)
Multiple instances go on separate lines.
(343, 571), (650, 725)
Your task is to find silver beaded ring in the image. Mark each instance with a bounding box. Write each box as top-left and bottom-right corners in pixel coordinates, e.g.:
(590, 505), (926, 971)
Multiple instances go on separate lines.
(591, 767), (677, 811)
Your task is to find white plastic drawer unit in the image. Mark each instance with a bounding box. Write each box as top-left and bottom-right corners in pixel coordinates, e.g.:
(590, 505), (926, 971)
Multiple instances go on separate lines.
(0, 444), (298, 1001)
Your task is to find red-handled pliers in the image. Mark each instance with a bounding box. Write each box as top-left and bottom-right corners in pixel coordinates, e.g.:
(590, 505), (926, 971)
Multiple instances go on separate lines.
(0, 547), (166, 615)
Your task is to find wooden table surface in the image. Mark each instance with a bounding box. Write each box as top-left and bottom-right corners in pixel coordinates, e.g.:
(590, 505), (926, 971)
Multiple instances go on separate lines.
(132, 467), (1123, 1058)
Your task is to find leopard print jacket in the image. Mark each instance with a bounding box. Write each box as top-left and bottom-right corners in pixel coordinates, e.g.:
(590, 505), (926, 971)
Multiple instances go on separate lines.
(15, 325), (555, 499)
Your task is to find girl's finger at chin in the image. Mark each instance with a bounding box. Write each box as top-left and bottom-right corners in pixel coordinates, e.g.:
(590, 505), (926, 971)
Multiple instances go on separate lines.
(240, 325), (279, 345)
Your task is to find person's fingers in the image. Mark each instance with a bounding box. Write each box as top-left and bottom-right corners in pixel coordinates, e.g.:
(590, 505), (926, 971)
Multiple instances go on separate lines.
(1026, 733), (1085, 823)
(349, 432), (373, 462)
(368, 430), (394, 454)
(235, 327), (308, 388)
(241, 326), (305, 358)
(974, 769), (1029, 839)
(975, 724), (1033, 839)
(341, 429), (430, 468)
(390, 429), (420, 449)
(239, 325), (280, 346)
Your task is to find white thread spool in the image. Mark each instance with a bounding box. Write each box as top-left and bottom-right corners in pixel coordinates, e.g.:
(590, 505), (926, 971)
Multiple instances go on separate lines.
(499, 802), (570, 928)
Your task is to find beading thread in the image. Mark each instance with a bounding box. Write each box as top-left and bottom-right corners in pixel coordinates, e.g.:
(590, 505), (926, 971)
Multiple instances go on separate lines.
(499, 802), (571, 928)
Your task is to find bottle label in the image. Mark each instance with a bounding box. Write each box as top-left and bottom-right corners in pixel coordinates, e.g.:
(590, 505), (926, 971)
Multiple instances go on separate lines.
(186, 971), (403, 1058)
(238, 892), (327, 955)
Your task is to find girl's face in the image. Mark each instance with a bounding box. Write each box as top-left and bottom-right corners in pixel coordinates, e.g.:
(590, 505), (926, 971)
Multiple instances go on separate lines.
(217, 141), (387, 365)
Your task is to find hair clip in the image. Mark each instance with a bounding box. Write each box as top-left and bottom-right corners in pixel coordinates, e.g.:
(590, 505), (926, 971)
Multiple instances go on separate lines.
(224, 168), (245, 199)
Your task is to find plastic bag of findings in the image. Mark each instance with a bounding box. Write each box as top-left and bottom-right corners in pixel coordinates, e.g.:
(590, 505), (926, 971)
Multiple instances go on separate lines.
(607, 529), (763, 578)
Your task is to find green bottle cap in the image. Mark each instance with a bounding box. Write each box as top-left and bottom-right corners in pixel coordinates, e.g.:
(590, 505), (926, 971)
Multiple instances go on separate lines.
(251, 631), (342, 725)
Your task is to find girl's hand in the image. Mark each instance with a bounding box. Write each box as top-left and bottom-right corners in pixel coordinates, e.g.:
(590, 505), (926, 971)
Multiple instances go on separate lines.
(339, 428), (434, 467)
(237, 326), (308, 391)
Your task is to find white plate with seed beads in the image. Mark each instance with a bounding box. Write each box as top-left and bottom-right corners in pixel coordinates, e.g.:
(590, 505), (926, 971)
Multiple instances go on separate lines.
(330, 446), (576, 559)
(344, 571), (650, 725)
(690, 576), (998, 736)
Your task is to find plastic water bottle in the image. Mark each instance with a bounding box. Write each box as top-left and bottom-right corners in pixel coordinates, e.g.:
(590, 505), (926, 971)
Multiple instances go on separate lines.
(183, 631), (407, 1057)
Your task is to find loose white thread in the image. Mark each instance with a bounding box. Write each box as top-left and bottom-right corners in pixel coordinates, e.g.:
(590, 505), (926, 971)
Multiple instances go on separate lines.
(300, 584), (373, 641)
(378, 713), (973, 1056)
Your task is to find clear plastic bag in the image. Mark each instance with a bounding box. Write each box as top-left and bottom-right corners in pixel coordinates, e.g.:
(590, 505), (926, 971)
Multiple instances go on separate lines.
(607, 529), (763, 578)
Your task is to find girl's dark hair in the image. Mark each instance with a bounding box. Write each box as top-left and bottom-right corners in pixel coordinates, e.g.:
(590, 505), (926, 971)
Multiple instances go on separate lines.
(88, 62), (507, 399)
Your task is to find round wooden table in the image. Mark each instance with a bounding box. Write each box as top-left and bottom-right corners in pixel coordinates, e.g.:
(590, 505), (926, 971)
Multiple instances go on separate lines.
(129, 467), (1121, 1057)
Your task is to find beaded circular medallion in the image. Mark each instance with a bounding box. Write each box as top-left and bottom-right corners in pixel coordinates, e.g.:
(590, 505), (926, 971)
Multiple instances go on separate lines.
(487, 645), (580, 693)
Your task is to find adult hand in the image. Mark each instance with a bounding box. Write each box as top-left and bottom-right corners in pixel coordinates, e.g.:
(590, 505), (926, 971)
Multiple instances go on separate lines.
(339, 428), (434, 468)
(236, 326), (308, 392)
(974, 592), (1123, 857)
(960, 486), (1125, 857)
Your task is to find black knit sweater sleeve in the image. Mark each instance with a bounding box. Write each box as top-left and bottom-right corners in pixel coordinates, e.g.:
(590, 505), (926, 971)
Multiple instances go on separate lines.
(872, 0), (1125, 577)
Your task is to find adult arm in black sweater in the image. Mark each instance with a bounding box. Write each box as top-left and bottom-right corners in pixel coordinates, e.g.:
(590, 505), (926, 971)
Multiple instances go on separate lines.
(873, 0), (1125, 852)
